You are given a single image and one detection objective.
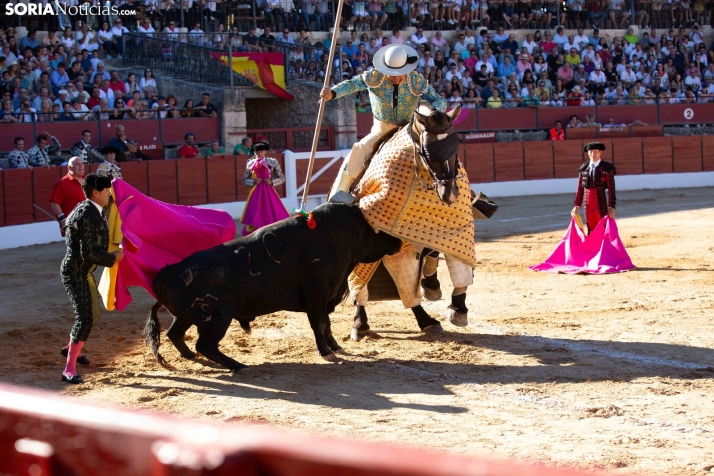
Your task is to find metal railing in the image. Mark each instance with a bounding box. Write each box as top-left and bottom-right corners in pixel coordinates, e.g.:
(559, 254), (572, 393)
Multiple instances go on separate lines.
(122, 32), (255, 87)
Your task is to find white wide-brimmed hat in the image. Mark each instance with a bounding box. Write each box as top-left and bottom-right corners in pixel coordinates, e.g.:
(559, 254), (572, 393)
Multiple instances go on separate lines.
(372, 44), (419, 76)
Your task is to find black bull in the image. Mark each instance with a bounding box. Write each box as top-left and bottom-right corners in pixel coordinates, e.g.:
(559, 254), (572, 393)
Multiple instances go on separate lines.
(145, 203), (402, 371)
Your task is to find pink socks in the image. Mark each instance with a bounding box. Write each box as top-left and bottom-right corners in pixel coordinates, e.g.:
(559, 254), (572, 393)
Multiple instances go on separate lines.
(64, 341), (84, 376)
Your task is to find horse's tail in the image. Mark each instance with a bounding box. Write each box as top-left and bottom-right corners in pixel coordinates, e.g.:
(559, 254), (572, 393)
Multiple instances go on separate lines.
(144, 301), (173, 369)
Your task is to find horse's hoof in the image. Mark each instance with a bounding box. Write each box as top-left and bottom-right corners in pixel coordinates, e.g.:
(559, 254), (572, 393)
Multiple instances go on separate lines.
(421, 285), (442, 301)
(422, 324), (444, 334)
(350, 328), (367, 342)
(448, 308), (469, 327)
(322, 352), (339, 362)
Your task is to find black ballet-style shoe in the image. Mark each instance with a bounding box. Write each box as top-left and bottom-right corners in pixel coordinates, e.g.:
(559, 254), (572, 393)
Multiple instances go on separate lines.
(60, 347), (91, 365)
(61, 373), (84, 384)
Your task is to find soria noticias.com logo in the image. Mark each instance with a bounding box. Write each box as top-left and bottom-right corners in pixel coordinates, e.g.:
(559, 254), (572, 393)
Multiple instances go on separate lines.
(4, 1), (134, 16)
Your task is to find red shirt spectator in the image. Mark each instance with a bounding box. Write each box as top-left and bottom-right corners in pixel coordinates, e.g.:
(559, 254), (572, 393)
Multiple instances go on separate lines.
(49, 158), (86, 235)
(50, 173), (85, 216)
(567, 86), (584, 106)
(108, 71), (127, 96)
(178, 145), (199, 158)
(549, 122), (565, 140)
(178, 133), (199, 158)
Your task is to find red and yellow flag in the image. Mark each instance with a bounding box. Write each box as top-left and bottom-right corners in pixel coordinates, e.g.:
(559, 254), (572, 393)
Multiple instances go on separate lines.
(213, 52), (293, 100)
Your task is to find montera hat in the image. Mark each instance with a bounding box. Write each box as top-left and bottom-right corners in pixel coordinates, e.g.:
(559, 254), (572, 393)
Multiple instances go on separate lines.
(251, 141), (270, 154)
(84, 173), (112, 191)
(372, 44), (419, 76)
(583, 142), (606, 152)
(100, 146), (120, 155)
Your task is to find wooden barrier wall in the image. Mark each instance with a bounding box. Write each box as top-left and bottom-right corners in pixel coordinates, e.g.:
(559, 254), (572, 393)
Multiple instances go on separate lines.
(1, 136), (713, 228)
(0, 154), (285, 228)
(0, 383), (609, 476)
(461, 135), (714, 183)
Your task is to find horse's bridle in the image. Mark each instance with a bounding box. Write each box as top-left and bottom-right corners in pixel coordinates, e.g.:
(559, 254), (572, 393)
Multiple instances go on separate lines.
(409, 116), (465, 193)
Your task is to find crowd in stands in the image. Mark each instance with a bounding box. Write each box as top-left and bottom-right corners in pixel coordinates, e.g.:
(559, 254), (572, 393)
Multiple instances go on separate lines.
(326, 24), (714, 110)
(0, 24), (222, 124)
(21, 0), (712, 34)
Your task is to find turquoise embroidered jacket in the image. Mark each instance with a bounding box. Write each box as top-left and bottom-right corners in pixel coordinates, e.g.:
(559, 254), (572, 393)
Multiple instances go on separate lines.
(332, 70), (446, 126)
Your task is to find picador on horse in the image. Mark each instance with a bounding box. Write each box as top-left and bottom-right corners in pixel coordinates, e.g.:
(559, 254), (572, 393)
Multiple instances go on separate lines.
(321, 44), (496, 340)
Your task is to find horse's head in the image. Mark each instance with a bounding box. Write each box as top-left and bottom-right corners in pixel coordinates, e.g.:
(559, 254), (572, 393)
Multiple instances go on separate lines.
(411, 101), (462, 205)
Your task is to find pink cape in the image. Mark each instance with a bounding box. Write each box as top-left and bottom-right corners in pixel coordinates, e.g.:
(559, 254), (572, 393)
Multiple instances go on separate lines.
(240, 158), (289, 236)
(529, 217), (635, 274)
(112, 179), (236, 310)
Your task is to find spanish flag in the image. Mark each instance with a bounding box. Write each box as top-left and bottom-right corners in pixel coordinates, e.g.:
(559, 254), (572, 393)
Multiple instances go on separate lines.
(212, 52), (293, 100)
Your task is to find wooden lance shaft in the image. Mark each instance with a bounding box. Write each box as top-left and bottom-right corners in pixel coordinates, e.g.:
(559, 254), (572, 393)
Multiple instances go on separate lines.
(299, 0), (345, 211)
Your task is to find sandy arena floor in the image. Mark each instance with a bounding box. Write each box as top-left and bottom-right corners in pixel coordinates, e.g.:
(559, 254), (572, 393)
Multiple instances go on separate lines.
(0, 187), (713, 475)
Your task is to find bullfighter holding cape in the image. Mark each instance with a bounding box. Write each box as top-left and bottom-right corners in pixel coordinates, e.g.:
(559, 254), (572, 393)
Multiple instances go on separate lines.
(240, 140), (289, 236)
(96, 179), (236, 314)
(530, 142), (635, 274)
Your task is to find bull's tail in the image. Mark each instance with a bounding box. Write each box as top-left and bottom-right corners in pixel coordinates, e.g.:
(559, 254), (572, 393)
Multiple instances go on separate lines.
(144, 301), (173, 369)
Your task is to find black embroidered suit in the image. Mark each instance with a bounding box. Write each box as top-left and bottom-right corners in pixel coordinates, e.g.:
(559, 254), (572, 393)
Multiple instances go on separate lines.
(60, 200), (116, 343)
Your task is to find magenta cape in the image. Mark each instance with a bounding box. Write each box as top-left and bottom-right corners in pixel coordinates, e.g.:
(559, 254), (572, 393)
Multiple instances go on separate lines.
(113, 179), (236, 310)
(240, 158), (289, 236)
(529, 217), (635, 274)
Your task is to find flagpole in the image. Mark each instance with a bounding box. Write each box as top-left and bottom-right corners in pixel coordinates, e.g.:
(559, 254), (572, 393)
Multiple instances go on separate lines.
(299, 0), (345, 212)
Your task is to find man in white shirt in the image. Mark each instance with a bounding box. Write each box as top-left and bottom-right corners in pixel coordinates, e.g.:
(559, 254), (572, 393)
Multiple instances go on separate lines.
(684, 69), (702, 92)
(138, 18), (156, 35)
(690, 24), (704, 46)
(189, 23), (205, 45)
(553, 27), (568, 51)
(620, 64), (636, 87)
(475, 54), (494, 74)
(163, 21), (180, 41)
(580, 43), (596, 62)
(453, 33), (469, 55)
(521, 34), (537, 56)
(589, 64), (606, 86)
(77, 24), (99, 52)
(563, 35), (580, 52)
(573, 28), (589, 49)
(410, 27), (427, 45)
(417, 50), (435, 73)
(445, 63), (463, 81)
(110, 18), (129, 59)
(277, 28), (295, 44)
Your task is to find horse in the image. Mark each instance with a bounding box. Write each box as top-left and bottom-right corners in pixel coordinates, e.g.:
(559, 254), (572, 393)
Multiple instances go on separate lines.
(347, 102), (477, 341)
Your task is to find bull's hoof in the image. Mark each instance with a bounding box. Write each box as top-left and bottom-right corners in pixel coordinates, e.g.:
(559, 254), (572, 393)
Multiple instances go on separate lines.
(333, 347), (345, 354)
(447, 308), (469, 327)
(180, 350), (197, 359)
(231, 365), (250, 372)
(421, 285), (442, 301)
(350, 328), (368, 342)
(422, 324), (444, 334)
(321, 352), (339, 362)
